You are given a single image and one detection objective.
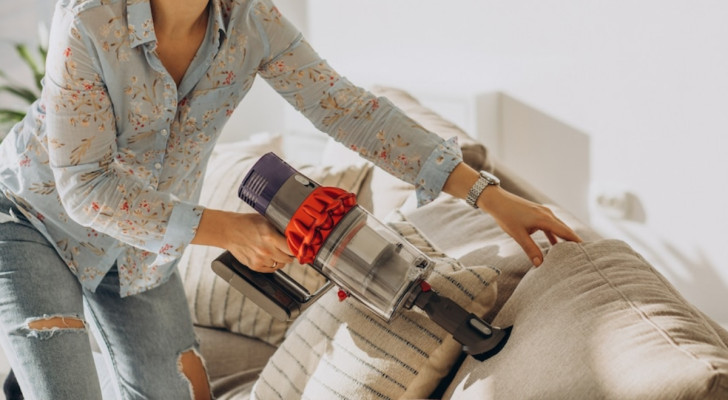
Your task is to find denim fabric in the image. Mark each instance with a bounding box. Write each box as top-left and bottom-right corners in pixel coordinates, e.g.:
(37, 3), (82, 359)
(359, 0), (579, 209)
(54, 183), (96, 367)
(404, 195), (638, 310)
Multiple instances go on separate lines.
(0, 193), (204, 399)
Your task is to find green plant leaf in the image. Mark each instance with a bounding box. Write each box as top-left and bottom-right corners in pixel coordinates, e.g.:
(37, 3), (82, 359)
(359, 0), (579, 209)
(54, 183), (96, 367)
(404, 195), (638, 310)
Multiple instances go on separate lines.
(0, 108), (26, 123)
(15, 44), (45, 92)
(38, 43), (48, 63)
(0, 84), (38, 104)
(0, 39), (47, 124)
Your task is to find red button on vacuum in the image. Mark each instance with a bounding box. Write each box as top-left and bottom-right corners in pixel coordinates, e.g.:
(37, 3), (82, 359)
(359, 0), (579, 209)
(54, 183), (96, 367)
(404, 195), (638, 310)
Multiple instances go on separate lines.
(337, 289), (348, 302)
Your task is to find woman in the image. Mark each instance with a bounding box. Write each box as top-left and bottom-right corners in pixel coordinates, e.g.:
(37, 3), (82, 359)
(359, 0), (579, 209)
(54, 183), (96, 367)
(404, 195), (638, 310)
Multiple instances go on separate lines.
(0, 0), (580, 398)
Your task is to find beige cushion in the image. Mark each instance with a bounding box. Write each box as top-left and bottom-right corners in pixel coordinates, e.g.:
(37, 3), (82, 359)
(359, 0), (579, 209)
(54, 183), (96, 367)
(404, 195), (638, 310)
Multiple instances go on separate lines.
(251, 209), (499, 400)
(178, 134), (373, 346)
(194, 326), (277, 400)
(443, 239), (728, 400)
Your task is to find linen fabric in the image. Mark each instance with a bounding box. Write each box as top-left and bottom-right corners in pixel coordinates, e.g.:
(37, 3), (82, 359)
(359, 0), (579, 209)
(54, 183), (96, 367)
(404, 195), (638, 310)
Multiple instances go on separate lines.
(0, 0), (461, 297)
(443, 240), (728, 400)
(250, 209), (499, 400)
(194, 326), (278, 400)
(177, 134), (373, 346)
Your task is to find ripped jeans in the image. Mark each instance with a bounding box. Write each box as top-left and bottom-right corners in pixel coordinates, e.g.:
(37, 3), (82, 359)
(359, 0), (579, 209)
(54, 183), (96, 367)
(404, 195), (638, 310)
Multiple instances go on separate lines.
(0, 193), (209, 399)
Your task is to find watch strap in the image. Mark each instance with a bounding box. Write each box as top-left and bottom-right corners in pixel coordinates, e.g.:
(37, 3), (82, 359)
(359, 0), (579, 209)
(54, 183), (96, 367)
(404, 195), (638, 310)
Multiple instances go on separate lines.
(466, 171), (499, 208)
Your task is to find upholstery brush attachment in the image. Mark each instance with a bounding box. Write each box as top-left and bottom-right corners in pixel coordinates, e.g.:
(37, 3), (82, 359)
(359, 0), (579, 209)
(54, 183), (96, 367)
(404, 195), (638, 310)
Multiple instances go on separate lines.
(408, 281), (511, 360)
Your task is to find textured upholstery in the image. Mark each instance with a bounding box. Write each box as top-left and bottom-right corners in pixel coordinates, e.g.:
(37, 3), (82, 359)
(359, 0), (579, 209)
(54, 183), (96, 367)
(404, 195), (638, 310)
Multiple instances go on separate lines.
(443, 240), (728, 400)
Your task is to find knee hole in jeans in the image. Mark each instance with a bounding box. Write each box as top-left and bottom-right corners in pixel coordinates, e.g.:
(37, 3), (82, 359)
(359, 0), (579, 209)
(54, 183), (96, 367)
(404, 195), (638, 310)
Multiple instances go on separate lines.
(28, 316), (86, 331)
(22, 315), (87, 340)
(177, 349), (211, 400)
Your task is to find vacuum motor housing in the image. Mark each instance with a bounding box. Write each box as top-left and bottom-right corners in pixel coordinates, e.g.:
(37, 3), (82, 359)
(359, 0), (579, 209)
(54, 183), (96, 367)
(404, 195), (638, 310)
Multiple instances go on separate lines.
(237, 152), (433, 321)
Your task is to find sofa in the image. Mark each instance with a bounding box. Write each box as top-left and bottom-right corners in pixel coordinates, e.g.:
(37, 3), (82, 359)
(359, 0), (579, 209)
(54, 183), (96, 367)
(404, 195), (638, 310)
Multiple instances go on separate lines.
(177, 86), (728, 399)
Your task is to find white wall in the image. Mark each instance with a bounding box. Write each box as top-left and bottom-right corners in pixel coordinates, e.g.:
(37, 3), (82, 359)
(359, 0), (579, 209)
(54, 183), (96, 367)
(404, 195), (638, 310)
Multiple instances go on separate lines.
(302, 0), (728, 326)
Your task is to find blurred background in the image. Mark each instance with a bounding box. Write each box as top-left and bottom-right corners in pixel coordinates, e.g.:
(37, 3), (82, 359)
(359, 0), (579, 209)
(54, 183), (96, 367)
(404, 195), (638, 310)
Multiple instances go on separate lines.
(1, 0), (727, 389)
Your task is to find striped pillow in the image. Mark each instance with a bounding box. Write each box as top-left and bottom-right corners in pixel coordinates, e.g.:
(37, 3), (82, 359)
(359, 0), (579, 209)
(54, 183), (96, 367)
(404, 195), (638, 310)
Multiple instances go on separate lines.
(178, 135), (373, 346)
(251, 209), (499, 400)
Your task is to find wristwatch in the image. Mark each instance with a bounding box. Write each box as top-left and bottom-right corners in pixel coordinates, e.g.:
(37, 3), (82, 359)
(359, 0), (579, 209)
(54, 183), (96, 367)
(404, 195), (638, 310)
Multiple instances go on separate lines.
(465, 170), (500, 208)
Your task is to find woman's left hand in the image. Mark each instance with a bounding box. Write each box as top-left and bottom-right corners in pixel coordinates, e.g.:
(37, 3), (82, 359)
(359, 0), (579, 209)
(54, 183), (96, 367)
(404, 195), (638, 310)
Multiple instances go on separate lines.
(476, 185), (582, 266)
(443, 162), (582, 266)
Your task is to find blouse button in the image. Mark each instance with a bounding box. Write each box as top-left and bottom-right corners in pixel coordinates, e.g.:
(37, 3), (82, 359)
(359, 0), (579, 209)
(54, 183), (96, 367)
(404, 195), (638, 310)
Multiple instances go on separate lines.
(154, 163), (162, 170)
(160, 129), (168, 137)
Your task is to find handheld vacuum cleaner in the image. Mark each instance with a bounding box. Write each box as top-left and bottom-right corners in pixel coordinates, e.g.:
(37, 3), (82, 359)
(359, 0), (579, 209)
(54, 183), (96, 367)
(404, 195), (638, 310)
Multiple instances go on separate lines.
(211, 152), (511, 360)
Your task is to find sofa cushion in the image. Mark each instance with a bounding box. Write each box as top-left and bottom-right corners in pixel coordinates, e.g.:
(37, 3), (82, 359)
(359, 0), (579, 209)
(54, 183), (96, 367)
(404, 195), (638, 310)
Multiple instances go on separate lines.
(250, 210), (499, 400)
(178, 133), (373, 346)
(443, 239), (728, 400)
(194, 326), (277, 400)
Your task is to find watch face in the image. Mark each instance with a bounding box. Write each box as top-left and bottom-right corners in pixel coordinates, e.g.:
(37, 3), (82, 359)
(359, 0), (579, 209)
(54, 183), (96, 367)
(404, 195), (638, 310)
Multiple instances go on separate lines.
(480, 170), (500, 185)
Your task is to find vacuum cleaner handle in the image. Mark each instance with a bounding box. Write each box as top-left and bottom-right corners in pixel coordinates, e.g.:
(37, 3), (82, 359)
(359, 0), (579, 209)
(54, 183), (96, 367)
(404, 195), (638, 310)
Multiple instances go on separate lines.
(211, 251), (333, 321)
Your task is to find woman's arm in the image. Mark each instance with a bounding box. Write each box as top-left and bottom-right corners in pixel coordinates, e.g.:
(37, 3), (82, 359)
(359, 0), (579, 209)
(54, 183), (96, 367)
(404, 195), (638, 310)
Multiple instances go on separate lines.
(443, 163), (581, 266)
(252, 0), (461, 206)
(251, 0), (581, 264)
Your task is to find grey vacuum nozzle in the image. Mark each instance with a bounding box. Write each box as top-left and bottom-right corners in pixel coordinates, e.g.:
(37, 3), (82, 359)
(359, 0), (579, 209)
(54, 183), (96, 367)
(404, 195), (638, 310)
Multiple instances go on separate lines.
(413, 286), (511, 361)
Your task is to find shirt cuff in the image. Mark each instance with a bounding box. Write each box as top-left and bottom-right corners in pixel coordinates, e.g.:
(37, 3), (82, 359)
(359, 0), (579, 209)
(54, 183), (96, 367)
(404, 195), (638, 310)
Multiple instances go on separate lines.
(158, 201), (204, 261)
(414, 136), (463, 207)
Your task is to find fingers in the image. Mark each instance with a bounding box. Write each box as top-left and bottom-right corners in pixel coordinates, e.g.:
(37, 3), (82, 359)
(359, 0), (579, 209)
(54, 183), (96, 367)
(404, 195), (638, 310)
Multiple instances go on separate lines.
(477, 187), (584, 268)
(513, 232), (545, 267)
(246, 243), (295, 272)
(232, 214), (296, 272)
(273, 237), (295, 260)
(509, 208), (583, 268)
(228, 231), (295, 273)
(547, 217), (583, 243)
(236, 250), (294, 273)
(545, 231), (559, 246)
(268, 233), (296, 269)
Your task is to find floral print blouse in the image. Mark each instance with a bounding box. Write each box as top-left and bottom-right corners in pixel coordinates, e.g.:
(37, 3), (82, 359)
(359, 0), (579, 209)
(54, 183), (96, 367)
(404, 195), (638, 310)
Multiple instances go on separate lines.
(0, 0), (462, 297)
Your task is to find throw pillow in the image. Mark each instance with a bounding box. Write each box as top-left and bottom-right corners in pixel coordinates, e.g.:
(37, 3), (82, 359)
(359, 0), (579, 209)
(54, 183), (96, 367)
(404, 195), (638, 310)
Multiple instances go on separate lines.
(443, 240), (728, 400)
(250, 209), (500, 400)
(177, 134), (374, 346)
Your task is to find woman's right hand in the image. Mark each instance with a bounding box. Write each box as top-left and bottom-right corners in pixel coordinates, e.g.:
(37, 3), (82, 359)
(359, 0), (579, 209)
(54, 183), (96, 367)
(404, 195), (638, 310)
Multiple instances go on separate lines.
(191, 209), (294, 272)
